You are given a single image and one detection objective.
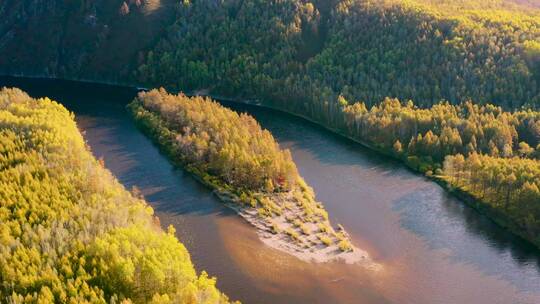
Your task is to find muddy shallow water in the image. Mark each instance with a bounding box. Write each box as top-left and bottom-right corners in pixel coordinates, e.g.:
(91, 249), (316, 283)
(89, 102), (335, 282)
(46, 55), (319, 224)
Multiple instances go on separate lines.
(3, 77), (540, 304)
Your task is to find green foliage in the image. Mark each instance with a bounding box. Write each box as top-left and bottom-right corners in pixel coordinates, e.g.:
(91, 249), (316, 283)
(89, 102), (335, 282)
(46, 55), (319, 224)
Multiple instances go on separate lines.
(318, 235), (332, 247)
(317, 223), (329, 233)
(127, 89), (332, 224)
(340, 98), (540, 162)
(270, 222), (281, 234)
(140, 0), (540, 119)
(443, 153), (540, 246)
(128, 88), (344, 251)
(0, 88), (233, 303)
(523, 40), (540, 60)
(286, 228), (301, 243)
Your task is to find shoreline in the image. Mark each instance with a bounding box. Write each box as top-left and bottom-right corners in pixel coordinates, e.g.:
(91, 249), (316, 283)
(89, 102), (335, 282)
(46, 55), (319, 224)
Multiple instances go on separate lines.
(213, 189), (372, 265)
(2, 74), (538, 250)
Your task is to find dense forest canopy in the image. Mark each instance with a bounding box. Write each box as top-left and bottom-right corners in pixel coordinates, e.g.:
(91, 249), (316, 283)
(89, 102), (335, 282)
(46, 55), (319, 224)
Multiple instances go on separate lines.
(0, 0), (177, 81)
(139, 0), (540, 111)
(0, 88), (233, 303)
(129, 89), (356, 255)
(339, 98), (540, 164)
(131, 89), (299, 191)
(443, 153), (540, 245)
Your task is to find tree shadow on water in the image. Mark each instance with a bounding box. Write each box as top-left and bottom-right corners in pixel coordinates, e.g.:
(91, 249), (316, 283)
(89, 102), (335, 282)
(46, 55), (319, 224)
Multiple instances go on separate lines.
(99, 127), (237, 218)
(62, 101), (237, 219)
(393, 185), (540, 292)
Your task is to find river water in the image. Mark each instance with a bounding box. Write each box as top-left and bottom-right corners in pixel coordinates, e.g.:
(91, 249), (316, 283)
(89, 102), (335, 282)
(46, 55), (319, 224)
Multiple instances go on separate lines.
(2, 77), (540, 304)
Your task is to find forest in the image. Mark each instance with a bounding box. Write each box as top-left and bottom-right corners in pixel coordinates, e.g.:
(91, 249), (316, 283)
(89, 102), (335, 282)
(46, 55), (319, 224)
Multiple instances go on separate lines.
(139, 0), (540, 110)
(128, 89), (356, 259)
(0, 88), (234, 304)
(130, 89), (299, 191)
(136, 0), (540, 247)
(443, 154), (540, 245)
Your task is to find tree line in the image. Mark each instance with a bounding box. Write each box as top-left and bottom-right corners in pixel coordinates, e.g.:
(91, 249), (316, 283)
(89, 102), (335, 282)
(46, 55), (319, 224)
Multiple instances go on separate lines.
(0, 88), (234, 304)
(443, 154), (540, 245)
(335, 96), (540, 245)
(338, 98), (540, 166)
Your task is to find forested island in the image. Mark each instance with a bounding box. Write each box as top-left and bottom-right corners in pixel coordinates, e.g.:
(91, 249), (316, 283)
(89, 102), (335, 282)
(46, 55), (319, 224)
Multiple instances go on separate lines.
(134, 0), (540, 248)
(0, 88), (234, 303)
(128, 89), (367, 263)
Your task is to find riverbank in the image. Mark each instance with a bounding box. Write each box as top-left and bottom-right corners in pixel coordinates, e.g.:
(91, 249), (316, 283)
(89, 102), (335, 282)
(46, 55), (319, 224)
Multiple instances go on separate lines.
(226, 100), (540, 250)
(431, 175), (540, 249)
(213, 188), (371, 264)
(188, 164), (371, 264)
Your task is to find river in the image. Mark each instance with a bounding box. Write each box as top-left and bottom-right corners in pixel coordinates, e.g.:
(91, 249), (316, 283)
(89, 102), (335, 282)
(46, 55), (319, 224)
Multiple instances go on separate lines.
(2, 76), (540, 304)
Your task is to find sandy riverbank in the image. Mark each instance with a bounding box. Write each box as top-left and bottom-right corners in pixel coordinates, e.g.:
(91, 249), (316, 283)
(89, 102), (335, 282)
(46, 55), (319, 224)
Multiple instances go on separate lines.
(214, 189), (374, 265)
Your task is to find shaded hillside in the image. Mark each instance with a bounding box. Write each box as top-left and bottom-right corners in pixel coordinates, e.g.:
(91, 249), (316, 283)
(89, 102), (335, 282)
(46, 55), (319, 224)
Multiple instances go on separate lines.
(2, 0), (540, 109)
(0, 0), (176, 82)
(134, 0), (540, 248)
(139, 0), (540, 111)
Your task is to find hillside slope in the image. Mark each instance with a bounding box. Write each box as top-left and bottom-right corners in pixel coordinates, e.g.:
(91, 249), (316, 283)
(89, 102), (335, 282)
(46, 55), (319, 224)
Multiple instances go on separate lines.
(139, 0), (540, 111)
(2, 0), (540, 110)
(0, 0), (176, 82)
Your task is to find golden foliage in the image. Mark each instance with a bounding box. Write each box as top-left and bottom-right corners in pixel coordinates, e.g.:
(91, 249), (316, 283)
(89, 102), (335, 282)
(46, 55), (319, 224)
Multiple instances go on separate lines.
(0, 88), (234, 303)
